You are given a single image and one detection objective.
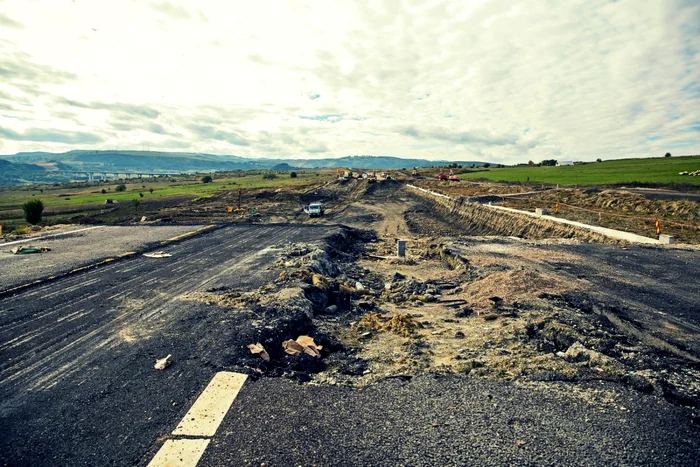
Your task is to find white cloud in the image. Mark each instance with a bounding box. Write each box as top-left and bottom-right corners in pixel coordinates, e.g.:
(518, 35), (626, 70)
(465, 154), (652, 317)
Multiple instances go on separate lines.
(0, 0), (698, 163)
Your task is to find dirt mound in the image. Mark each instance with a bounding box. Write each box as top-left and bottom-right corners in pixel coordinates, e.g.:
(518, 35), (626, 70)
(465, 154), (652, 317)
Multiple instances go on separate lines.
(464, 269), (577, 311)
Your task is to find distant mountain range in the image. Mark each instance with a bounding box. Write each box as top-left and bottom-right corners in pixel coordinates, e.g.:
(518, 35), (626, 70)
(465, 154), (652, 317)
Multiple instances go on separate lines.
(0, 150), (488, 186)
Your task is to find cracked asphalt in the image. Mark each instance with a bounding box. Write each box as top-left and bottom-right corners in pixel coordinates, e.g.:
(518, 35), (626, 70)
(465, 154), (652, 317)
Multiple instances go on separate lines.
(1, 224), (698, 466)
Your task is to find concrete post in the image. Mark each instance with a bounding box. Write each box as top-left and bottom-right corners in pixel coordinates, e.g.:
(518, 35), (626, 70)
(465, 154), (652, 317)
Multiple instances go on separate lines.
(535, 208), (548, 216)
(397, 240), (406, 257)
(659, 234), (675, 244)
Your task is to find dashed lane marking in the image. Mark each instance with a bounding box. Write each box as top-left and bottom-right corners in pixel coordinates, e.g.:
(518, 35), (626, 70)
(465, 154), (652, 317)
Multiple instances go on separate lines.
(148, 371), (248, 467)
(172, 371), (247, 437)
(147, 439), (211, 467)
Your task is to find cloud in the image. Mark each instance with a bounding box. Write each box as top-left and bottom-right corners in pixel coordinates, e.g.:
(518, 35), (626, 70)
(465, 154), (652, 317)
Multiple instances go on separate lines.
(0, 51), (76, 85)
(54, 97), (160, 119)
(398, 126), (519, 146)
(0, 126), (102, 144)
(0, 14), (24, 29)
(306, 143), (329, 153)
(148, 1), (193, 20)
(186, 123), (249, 146)
(0, 0), (698, 160)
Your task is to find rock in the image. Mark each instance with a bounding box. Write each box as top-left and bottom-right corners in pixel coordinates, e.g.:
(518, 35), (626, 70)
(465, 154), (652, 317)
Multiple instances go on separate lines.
(339, 357), (368, 376)
(312, 274), (330, 289)
(627, 373), (654, 393)
(324, 304), (339, 314)
(154, 354), (173, 370)
(355, 281), (365, 291)
(455, 307), (473, 318)
(563, 342), (624, 372)
(392, 272), (406, 281)
(247, 343), (270, 362)
(454, 331), (465, 339)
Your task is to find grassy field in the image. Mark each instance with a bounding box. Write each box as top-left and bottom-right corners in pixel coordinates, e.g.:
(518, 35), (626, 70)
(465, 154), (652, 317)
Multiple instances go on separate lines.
(458, 155), (700, 186)
(0, 171), (333, 231)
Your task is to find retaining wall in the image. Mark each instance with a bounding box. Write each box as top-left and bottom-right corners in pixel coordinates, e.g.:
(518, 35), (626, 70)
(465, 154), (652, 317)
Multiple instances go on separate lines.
(406, 185), (620, 242)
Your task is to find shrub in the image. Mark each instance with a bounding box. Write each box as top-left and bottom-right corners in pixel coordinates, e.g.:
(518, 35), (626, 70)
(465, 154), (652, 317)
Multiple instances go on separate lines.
(201, 175), (213, 183)
(101, 189), (107, 194)
(132, 199), (140, 210)
(22, 199), (44, 225)
(665, 152), (672, 157)
(149, 188), (154, 193)
(262, 173), (277, 180)
(139, 192), (144, 198)
(12, 226), (29, 235)
(115, 184), (127, 192)
(290, 172), (298, 178)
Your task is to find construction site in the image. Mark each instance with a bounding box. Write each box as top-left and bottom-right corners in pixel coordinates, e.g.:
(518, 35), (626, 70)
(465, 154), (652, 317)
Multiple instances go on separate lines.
(1, 170), (699, 466)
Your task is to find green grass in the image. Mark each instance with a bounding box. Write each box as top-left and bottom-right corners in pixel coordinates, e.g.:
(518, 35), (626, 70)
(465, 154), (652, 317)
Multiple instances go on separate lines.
(0, 172), (330, 212)
(459, 156), (700, 186)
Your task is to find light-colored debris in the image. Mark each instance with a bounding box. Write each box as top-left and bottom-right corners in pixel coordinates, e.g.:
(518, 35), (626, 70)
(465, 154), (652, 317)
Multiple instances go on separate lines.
(283, 335), (323, 358)
(10, 245), (50, 254)
(144, 251), (172, 258)
(154, 354), (173, 370)
(247, 343), (270, 361)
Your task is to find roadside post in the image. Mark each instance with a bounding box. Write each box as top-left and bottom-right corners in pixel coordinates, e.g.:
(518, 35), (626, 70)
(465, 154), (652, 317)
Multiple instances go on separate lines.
(655, 219), (661, 236)
(397, 239), (406, 258)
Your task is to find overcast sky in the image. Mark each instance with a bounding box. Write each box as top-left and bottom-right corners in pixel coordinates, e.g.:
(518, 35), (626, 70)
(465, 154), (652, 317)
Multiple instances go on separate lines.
(0, 0), (698, 163)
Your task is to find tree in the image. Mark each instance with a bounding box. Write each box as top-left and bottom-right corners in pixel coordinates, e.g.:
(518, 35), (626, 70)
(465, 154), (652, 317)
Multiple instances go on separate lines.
(22, 199), (44, 225)
(665, 152), (672, 158)
(139, 192), (144, 198)
(262, 173), (277, 180)
(528, 160), (534, 166)
(483, 163), (491, 168)
(115, 184), (127, 192)
(132, 199), (140, 211)
(149, 188), (154, 194)
(290, 172), (298, 178)
(101, 189), (107, 194)
(201, 175), (213, 183)
(540, 159), (557, 166)
(596, 158), (602, 162)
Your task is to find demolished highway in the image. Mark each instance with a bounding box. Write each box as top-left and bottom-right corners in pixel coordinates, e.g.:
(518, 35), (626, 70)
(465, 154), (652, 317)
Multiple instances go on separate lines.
(1, 177), (699, 466)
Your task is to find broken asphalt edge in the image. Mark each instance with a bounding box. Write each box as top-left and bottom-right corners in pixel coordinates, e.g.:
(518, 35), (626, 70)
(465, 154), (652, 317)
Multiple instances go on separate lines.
(0, 224), (219, 299)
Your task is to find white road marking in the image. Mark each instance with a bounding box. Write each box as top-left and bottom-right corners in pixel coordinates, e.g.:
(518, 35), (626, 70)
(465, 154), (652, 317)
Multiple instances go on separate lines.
(147, 439), (211, 467)
(147, 371), (247, 467)
(172, 371), (248, 437)
(1, 226), (104, 247)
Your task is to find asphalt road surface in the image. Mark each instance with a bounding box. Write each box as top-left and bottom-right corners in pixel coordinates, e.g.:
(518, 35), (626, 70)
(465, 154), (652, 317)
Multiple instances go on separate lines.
(1, 225), (698, 466)
(0, 224), (208, 291)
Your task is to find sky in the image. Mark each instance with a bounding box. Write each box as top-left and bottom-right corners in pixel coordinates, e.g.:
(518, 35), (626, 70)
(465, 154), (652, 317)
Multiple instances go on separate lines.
(0, 0), (698, 164)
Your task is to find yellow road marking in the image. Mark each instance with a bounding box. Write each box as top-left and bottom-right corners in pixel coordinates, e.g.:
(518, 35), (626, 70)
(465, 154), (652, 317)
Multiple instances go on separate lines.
(147, 439), (211, 467)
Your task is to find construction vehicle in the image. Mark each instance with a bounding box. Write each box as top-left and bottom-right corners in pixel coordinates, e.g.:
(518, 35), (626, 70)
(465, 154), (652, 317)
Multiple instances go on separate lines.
(303, 202), (324, 217)
(448, 169), (459, 182)
(411, 167), (419, 177)
(336, 168), (351, 179)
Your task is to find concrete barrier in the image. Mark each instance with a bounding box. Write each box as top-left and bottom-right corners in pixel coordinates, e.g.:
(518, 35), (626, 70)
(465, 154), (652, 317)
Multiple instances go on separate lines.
(406, 184), (661, 244)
